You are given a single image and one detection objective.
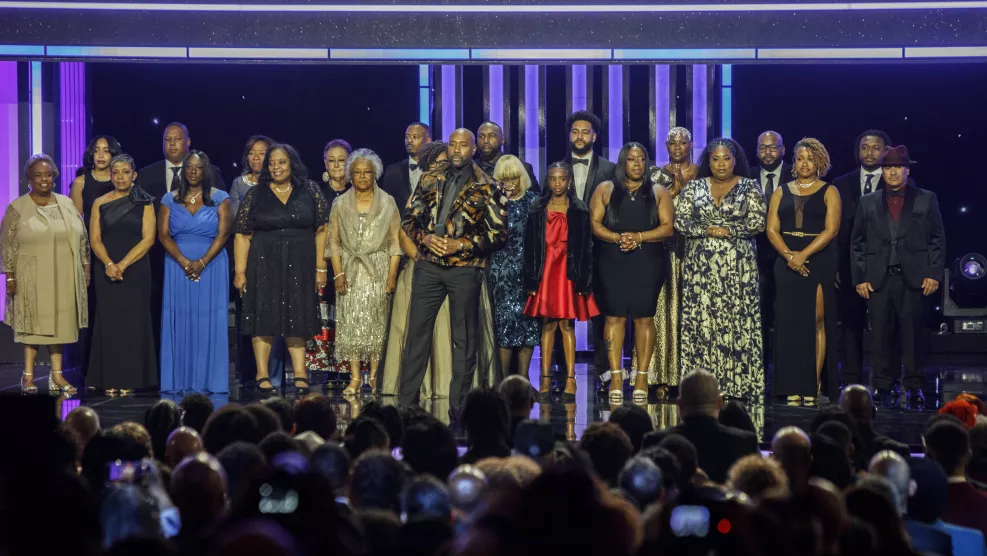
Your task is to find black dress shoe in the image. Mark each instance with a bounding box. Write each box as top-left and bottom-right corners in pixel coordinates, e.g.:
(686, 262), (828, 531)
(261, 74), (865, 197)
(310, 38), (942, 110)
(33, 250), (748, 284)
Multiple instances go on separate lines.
(873, 388), (895, 407)
(904, 388), (926, 409)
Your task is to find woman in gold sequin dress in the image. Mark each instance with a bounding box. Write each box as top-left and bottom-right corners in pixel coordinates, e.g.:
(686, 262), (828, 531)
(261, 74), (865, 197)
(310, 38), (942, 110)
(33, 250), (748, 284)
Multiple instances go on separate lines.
(633, 127), (699, 399)
(326, 148), (402, 396)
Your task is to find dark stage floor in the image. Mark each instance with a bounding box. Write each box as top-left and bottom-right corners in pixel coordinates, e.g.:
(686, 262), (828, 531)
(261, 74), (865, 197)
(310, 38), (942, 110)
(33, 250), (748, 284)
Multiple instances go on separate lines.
(2, 357), (976, 452)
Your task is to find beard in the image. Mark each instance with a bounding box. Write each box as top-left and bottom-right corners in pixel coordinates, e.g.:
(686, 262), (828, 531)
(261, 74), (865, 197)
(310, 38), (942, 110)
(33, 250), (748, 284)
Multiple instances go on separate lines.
(760, 158), (782, 172)
(570, 140), (593, 157)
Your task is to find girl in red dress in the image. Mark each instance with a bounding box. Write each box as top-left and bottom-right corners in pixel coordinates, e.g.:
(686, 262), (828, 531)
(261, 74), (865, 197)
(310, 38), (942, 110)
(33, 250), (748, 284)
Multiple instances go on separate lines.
(523, 161), (600, 401)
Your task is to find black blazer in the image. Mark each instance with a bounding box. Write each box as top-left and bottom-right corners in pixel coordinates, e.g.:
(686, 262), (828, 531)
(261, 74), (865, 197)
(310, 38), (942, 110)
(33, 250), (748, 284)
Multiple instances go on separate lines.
(850, 181), (946, 290)
(569, 153), (616, 203)
(522, 197), (593, 294)
(136, 160), (227, 201)
(750, 164), (791, 270)
(651, 415), (759, 484)
(381, 159), (413, 218)
(833, 168), (886, 270)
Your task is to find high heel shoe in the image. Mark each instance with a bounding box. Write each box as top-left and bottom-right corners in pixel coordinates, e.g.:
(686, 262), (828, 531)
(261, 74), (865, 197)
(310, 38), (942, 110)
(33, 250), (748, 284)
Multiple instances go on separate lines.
(368, 374), (378, 395)
(48, 370), (76, 395)
(342, 376), (362, 396)
(563, 375), (577, 402)
(608, 370), (624, 403)
(20, 372), (38, 394)
(538, 374), (553, 402)
(294, 377), (311, 396)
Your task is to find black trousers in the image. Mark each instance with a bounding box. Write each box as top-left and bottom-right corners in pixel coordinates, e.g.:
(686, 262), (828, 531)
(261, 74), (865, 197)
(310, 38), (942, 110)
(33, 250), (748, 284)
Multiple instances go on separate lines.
(837, 266), (868, 385)
(399, 261), (481, 411)
(868, 272), (925, 391)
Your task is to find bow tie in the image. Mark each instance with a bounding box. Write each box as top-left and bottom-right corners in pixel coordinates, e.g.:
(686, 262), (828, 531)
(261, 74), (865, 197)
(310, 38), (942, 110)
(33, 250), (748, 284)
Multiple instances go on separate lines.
(572, 158), (590, 166)
(409, 164), (419, 171)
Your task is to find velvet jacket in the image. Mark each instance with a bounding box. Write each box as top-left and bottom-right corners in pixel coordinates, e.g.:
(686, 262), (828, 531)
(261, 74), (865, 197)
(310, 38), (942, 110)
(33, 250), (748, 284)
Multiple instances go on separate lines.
(522, 196), (593, 294)
(402, 162), (508, 269)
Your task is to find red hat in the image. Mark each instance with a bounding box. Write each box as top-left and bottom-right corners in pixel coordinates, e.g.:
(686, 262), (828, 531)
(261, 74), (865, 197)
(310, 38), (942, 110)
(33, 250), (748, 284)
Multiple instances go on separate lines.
(878, 145), (917, 167)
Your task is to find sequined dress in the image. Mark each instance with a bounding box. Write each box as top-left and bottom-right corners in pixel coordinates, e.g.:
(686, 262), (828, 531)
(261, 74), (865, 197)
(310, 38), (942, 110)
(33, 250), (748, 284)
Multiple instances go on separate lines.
(235, 181), (330, 338)
(489, 190), (540, 348)
(325, 186), (402, 362)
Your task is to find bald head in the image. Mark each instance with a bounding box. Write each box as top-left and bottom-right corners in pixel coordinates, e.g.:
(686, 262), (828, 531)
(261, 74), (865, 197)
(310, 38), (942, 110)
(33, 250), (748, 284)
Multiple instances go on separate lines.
(65, 406), (101, 444)
(840, 384), (875, 425)
(677, 369), (722, 418)
(171, 452), (228, 528)
(165, 426), (203, 468)
(868, 450), (912, 515)
(448, 129), (477, 169)
(772, 426), (813, 492)
(447, 464), (487, 515)
(757, 130), (785, 168)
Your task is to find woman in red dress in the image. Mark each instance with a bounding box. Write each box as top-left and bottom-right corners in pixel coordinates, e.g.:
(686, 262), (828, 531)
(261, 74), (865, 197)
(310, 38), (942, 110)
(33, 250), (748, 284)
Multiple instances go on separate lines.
(523, 161), (600, 401)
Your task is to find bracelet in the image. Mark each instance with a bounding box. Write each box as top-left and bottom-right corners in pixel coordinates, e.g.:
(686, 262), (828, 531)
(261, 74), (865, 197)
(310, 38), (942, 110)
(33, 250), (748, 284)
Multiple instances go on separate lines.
(5, 277), (14, 282)
(316, 268), (328, 273)
(638, 232), (643, 243)
(333, 272), (344, 280)
(198, 259), (205, 267)
(612, 232), (619, 243)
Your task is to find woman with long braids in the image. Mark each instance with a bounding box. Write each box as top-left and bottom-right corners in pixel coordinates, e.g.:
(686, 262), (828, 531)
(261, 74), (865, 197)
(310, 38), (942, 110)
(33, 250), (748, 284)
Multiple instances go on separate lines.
(676, 138), (767, 402)
(233, 143), (331, 396)
(590, 142), (675, 403)
(158, 150), (233, 394)
(523, 161), (599, 401)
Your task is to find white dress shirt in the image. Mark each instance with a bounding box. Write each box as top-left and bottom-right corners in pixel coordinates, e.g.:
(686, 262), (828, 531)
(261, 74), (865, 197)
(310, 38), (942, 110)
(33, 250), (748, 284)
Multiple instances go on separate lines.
(572, 152), (593, 200)
(409, 157), (422, 193)
(860, 167), (883, 196)
(759, 166), (782, 197)
(166, 160), (183, 193)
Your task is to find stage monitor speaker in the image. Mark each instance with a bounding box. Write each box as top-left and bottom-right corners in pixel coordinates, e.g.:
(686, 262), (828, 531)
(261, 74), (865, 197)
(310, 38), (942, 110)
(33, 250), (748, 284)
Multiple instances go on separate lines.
(943, 253), (987, 334)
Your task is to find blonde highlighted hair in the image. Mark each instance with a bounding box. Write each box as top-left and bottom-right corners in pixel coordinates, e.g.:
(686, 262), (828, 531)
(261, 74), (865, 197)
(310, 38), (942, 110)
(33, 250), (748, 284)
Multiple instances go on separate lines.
(792, 137), (832, 178)
(492, 154), (531, 195)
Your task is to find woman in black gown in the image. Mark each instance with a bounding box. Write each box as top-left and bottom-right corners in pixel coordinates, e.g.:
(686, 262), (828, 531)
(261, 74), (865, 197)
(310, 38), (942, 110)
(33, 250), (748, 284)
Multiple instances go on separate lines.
(88, 154), (158, 394)
(766, 138), (841, 405)
(234, 143), (331, 396)
(589, 142), (675, 403)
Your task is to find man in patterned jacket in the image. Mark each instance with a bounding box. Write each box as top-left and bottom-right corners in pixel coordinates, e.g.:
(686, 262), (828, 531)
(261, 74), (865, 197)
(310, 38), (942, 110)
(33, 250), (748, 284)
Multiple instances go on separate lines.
(399, 128), (508, 416)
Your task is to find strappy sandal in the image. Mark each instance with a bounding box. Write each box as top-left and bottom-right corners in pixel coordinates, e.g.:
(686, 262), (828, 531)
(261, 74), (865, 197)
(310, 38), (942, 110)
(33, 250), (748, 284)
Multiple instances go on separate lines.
(609, 370), (624, 403)
(256, 377), (278, 396)
(20, 372), (38, 394)
(538, 374), (553, 402)
(629, 370), (648, 403)
(294, 377), (311, 396)
(368, 374), (378, 396)
(342, 376), (362, 397)
(48, 370), (77, 395)
(563, 375), (577, 402)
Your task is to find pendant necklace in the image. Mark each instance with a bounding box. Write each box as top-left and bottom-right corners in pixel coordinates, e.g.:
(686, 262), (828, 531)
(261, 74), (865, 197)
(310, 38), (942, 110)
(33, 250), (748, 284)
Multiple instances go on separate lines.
(187, 191), (203, 205)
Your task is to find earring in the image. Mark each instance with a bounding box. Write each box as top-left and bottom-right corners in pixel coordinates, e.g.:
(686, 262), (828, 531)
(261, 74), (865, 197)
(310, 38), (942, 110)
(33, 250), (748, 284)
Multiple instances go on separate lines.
(322, 171), (330, 183)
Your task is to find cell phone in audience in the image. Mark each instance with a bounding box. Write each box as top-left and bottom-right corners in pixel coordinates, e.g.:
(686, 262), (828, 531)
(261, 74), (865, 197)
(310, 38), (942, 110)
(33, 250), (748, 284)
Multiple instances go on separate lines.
(107, 460), (147, 483)
(669, 505), (711, 538)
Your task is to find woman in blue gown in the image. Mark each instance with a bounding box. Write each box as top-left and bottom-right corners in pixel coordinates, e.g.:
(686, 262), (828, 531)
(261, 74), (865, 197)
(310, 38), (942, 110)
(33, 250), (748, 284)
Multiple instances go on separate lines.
(158, 150), (232, 393)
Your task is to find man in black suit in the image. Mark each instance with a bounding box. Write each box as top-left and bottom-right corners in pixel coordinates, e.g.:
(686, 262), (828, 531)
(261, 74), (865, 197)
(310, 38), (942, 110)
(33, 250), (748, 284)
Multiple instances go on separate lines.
(564, 111), (617, 387)
(137, 122), (227, 199)
(381, 121), (431, 217)
(832, 130), (892, 388)
(750, 130), (791, 384)
(851, 145), (945, 407)
(475, 121), (539, 192)
(840, 384), (910, 462)
(649, 370), (758, 484)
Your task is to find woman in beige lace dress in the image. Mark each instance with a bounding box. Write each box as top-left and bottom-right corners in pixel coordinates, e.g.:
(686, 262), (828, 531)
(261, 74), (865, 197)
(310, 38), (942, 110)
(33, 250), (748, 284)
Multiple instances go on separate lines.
(326, 148), (402, 395)
(1, 154), (89, 394)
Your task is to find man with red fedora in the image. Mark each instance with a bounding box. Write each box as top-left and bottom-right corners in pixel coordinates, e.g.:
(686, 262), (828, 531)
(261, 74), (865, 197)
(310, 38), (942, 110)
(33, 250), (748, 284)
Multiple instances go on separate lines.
(850, 145), (945, 409)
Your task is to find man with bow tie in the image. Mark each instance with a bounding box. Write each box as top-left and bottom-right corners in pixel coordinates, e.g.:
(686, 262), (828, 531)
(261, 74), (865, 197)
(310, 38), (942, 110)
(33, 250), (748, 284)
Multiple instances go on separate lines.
(381, 122), (431, 218)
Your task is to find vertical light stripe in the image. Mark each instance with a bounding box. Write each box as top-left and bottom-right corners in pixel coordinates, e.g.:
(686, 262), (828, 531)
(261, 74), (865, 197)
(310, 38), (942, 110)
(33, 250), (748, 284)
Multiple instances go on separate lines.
(440, 64), (456, 140)
(523, 64), (540, 179)
(571, 64), (587, 112)
(691, 64), (708, 161)
(418, 64), (430, 127)
(488, 64), (504, 126)
(60, 62), (85, 193)
(654, 64), (671, 165)
(720, 64), (732, 138)
(30, 61), (42, 155)
(0, 61), (17, 317)
(607, 65), (623, 161)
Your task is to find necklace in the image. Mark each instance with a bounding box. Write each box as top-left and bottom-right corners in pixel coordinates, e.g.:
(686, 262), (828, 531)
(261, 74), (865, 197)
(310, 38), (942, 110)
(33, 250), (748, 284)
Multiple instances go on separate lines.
(797, 178), (817, 189)
(91, 170), (111, 183)
(626, 183), (643, 200)
(355, 190), (374, 202)
(273, 183), (292, 195)
(186, 191), (203, 205)
(242, 174), (257, 187)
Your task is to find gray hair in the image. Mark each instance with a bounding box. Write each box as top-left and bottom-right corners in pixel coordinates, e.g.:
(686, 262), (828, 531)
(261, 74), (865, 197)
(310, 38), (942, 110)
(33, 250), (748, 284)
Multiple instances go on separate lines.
(667, 127), (692, 142)
(109, 154), (137, 173)
(23, 153), (59, 181)
(345, 148), (384, 183)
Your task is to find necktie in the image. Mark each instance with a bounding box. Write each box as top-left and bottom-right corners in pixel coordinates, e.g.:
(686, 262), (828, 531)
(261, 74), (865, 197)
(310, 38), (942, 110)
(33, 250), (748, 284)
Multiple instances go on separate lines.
(409, 164), (419, 171)
(170, 166), (181, 191)
(572, 158), (590, 166)
(864, 174), (875, 195)
(765, 173), (775, 197)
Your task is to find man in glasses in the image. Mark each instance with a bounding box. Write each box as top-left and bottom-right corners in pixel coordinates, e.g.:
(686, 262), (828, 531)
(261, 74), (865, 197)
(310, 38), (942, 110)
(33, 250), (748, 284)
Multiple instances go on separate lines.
(750, 131), (791, 388)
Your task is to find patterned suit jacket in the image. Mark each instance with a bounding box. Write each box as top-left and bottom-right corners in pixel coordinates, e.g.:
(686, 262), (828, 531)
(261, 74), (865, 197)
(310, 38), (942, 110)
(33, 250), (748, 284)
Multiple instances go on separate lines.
(402, 163), (508, 268)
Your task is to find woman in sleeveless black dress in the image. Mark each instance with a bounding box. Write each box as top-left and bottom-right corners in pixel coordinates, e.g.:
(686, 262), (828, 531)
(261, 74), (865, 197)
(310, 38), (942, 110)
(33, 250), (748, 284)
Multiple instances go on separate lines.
(88, 154), (158, 393)
(590, 143), (675, 403)
(767, 138), (841, 405)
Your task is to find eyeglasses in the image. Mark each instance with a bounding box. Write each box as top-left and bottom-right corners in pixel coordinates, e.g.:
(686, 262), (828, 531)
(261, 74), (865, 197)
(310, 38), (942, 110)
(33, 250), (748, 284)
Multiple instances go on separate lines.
(758, 145), (780, 153)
